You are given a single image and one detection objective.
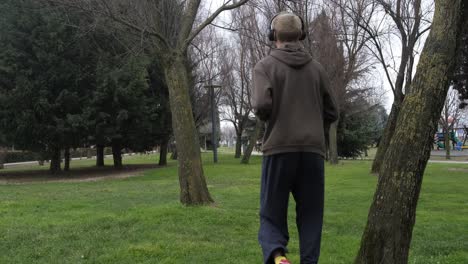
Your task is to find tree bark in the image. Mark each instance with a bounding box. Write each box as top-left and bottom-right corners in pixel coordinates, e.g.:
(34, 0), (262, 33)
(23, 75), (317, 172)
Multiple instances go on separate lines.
(328, 121), (339, 164)
(159, 138), (169, 166)
(111, 141), (122, 169)
(64, 148), (70, 171)
(445, 128), (451, 159)
(96, 144), (105, 167)
(234, 132), (242, 158)
(171, 148), (178, 160)
(355, 1), (464, 263)
(0, 147), (6, 169)
(164, 54), (213, 205)
(49, 147), (62, 174)
(371, 101), (403, 173)
(241, 120), (262, 164)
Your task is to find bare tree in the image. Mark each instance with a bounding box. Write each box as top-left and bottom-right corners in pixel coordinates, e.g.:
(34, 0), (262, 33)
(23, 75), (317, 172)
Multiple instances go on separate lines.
(355, 0), (466, 262)
(47, 0), (249, 205)
(219, 40), (253, 159)
(439, 87), (462, 159)
(342, 0), (432, 173)
(190, 25), (225, 131)
(219, 4), (266, 160)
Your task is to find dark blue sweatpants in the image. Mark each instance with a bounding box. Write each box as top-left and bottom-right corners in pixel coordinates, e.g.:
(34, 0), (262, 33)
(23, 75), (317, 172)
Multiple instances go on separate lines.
(258, 152), (324, 264)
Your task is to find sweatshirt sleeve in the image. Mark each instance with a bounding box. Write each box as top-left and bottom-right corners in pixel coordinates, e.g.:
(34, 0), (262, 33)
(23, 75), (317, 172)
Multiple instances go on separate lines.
(252, 62), (273, 122)
(320, 67), (339, 129)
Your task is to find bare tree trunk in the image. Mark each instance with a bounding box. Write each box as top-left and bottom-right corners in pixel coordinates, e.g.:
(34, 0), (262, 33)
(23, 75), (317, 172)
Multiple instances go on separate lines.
(241, 120), (262, 164)
(96, 145), (105, 167)
(37, 151), (46, 166)
(234, 132), (242, 158)
(64, 148), (70, 171)
(445, 128), (451, 159)
(159, 138), (168, 166)
(355, 1), (464, 262)
(165, 55), (213, 205)
(171, 148), (178, 160)
(86, 148), (92, 159)
(328, 121), (339, 164)
(49, 147), (61, 174)
(371, 101), (402, 173)
(112, 141), (122, 169)
(0, 147), (6, 169)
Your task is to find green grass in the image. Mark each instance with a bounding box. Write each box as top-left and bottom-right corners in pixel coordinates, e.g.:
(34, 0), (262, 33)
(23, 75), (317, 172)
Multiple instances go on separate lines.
(0, 154), (467, 263)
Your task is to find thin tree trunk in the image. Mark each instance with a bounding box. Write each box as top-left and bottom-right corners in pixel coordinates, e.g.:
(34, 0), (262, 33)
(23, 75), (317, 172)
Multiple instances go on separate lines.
(64, 148), (70, 171)
(86, 148), (92, 159)
(371, 101), (403, 173)
(159, 138), (168, 166)
(234, 132), (242, 158)
(37, 151), (46, 166)
(49, 147), (62, 174)
(241, 120), (262, 164)
(164, 55), (213, 205)
(171, 148), (178, 160)
(96, 144), (105, 167)
(355, 1), (464, 262)
(445, 128), (451, 159)
(0, 147), (6, 169)
(328, 121), (339, 164)
(112, 141), (122, 169)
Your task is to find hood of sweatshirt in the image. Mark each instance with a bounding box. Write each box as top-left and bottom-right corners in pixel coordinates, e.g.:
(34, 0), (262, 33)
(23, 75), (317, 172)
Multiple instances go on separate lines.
(270, 43), (312, 68)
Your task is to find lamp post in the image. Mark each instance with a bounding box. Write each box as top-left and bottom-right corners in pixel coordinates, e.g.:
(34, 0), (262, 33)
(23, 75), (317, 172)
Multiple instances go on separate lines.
(204, 84), (221, 163)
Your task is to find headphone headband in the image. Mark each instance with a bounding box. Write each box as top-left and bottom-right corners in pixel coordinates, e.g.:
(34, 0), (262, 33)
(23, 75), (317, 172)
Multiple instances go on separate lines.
(268, 12), (306, 41)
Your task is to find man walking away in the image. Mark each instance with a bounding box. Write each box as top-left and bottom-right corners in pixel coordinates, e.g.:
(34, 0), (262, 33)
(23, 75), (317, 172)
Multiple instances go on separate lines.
(252, 12), (339, 264)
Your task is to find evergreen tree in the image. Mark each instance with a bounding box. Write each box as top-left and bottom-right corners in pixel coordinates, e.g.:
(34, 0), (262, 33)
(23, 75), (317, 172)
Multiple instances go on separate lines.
(0, 0), (95, 173)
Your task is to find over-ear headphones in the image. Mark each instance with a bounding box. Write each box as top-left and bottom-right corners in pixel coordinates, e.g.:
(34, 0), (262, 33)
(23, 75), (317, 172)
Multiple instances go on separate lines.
(268, 12), (307, 41)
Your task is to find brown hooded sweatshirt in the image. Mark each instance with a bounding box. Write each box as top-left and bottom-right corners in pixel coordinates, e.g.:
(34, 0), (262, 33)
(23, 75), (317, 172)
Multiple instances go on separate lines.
(252, 43), (339, 157)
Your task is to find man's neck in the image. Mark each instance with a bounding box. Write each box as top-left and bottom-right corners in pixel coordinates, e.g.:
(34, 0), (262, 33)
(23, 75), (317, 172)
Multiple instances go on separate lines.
(275, 41), (300, 49)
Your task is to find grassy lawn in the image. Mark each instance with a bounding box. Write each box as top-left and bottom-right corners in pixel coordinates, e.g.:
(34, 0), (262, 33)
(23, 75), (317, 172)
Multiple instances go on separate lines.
(0, 154), (467, 263)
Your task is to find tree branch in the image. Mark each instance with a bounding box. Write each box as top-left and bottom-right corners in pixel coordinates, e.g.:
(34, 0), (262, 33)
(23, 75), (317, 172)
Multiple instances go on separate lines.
(183, 0), (250, 50)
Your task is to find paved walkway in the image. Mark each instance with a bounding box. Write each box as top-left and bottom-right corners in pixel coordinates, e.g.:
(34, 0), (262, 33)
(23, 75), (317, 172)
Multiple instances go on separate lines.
(431, 150), (468, 157)
(428, 160), (468, 164)
(3, 151), (468, 169)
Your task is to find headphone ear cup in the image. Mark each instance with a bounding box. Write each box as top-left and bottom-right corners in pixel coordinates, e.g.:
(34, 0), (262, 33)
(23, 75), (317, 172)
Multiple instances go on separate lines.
(299, 31), (306, 40)
(268, 29), (275, 41)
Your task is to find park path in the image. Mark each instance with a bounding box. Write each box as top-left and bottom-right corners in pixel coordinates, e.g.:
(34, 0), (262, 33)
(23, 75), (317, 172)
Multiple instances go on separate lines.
(0, 164), (161, 185)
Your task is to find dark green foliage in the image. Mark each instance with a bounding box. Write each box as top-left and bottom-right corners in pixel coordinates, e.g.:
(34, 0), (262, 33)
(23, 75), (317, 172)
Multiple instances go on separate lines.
(338, 101), (388, 158)
(0, 0), (95, 172)
(3, 151), (39, 163)
(0, 1), (171, 170)
(87, 57), (156, 152)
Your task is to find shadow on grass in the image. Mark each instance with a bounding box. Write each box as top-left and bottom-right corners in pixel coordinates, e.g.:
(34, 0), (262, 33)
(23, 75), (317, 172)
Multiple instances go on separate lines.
(0, 164), (166, 184)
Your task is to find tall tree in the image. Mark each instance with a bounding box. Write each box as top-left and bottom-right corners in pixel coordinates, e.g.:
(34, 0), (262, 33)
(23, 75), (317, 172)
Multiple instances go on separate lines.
(365, 0), (432, 173)
(86, 56), (158, 168)
(309, 11), (346, 163)
(48, 0), (250, 204)
(355, 0), (466, 263)
(147, 59), (172, 166)
(0, 0), (95, 173)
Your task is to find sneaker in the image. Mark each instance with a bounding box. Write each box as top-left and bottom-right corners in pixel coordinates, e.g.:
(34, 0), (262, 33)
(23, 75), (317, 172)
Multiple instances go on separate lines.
(275, 256), (291, 264)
